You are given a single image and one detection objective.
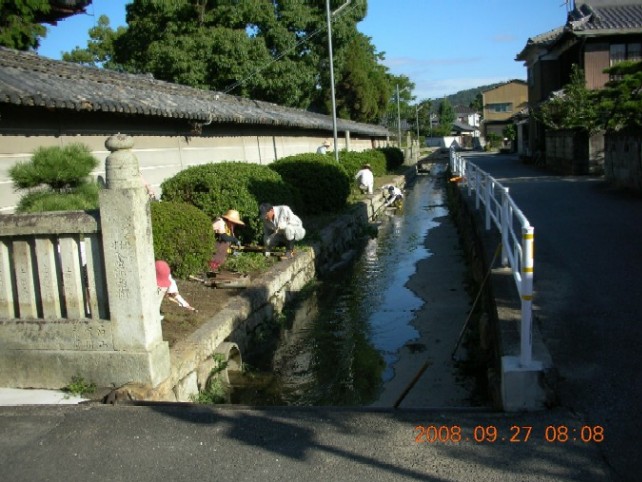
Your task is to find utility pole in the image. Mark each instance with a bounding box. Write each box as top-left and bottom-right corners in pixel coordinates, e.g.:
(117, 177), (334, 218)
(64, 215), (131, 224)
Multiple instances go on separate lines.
(396, 84), (401, 148)
(326, 0), (351, 162)
(415, 104), (421, 145)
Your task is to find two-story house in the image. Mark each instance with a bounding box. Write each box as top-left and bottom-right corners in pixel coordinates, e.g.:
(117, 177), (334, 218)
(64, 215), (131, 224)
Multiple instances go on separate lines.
(481, 80), (528, 150)
(516, 0), (642, 173)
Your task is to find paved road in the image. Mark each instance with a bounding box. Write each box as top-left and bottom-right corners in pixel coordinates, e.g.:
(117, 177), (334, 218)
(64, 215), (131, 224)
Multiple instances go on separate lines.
(0, 404), (616, 481)
(461, 151), (642, 482)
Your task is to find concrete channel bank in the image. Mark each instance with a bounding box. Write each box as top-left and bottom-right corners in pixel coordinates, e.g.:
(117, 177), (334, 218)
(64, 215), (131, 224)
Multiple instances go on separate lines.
(446, 163), (555, 411)
(107, 174), (409, 403)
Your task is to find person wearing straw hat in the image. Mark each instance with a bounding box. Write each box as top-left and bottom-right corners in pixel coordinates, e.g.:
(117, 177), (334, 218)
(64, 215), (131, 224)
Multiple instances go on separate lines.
(213, 209), (245, 246)
(155, 260), (197, 313)
(355, 163), (374, 195)
(210, 209), (246, 271)
(316, 139), (331, 154)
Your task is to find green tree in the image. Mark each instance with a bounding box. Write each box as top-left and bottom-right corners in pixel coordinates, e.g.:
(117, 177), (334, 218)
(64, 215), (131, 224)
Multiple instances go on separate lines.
(96, 0), (383, 116)
(0, 0), (50, 50)
(62, 15), (127, 69)
(414, 99), (433, 138)
(335, 33), (391, 123)
(434, 97), (455, 136)
(596, 60), (642, 132)
(382, 74), (416, 132)
(536, 64), (599, 134)
(470, 93), (483, 119)
(9, 143), (100, 212)
(502, 124), (516, 142)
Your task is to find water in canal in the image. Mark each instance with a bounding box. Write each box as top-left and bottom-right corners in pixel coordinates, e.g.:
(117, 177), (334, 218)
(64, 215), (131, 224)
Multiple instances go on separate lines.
(231, 168), (450, 405)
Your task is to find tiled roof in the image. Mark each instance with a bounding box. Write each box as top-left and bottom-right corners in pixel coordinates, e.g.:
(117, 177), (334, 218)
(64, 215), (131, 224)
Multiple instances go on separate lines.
(0, 47), (389, 137)
(515, 26), (565, 61)
(569, 2), (642, 33)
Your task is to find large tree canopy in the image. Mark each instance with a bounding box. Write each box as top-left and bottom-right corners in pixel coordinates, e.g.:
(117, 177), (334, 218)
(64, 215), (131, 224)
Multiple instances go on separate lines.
(62, 15), (127, 69)
(596, 60), (642, 132)
(0, 0), (50, 50)
(59, 0), (393, 123)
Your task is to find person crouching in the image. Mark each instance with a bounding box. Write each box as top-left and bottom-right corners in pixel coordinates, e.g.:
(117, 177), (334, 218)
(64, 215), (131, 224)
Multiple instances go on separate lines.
(259, 203), (305, 259)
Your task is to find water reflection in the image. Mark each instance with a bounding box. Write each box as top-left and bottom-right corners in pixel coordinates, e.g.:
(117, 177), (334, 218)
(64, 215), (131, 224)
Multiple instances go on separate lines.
(233, 172), (449, 405)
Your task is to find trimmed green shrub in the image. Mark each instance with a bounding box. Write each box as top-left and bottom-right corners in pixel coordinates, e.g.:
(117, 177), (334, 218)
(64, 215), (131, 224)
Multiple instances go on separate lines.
(10, 143), (101, 213)
(160, 162), (299, 244)
(10, 143), (98, 191)
(270, 153), (350, 215)
(150, 201), (214, 278)
(16, 182), (100, 213)
(377, 146), (405, 171)
(338, 149), (387, 178)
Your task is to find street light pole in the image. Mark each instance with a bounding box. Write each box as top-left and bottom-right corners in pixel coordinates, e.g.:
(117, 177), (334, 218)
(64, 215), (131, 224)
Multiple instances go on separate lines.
(396, 84), (401, 148)
(326, 0), (351, 162)
(415, 104), (420, 144)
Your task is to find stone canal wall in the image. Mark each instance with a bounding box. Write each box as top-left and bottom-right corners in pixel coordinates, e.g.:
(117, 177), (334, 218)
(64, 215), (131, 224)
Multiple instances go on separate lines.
(110, 175), (407, 403)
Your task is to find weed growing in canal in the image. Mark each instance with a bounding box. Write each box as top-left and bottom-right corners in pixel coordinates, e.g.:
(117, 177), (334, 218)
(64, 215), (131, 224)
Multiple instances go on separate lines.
(193, 377), (227, 404)
(63, 375), (96, 396)
(192, 353), (229, 404)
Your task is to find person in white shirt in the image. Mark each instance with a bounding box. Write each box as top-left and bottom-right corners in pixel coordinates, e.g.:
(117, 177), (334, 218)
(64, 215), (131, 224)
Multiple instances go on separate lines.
(354, 163), (374, 195)
(382, 184), (404, 207)
(260, 203), (306, 259)
(316, 139), (331, 154)
(155, 260), (197, 312)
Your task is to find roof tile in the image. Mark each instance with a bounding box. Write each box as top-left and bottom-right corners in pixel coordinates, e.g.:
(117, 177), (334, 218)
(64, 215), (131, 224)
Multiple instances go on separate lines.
(0, 47), (389, 137)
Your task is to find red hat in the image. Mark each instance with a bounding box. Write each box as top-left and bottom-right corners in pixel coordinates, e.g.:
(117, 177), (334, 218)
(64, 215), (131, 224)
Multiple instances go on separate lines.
(155, 260), (172, 288)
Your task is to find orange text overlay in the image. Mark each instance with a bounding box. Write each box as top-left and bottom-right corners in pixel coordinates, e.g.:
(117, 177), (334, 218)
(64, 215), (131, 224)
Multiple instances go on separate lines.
(413, 425), (605, 444)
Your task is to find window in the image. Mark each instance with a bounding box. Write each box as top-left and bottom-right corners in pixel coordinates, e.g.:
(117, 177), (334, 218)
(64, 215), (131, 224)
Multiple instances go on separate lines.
(628, 42), (642, 62)
(488, 103), (513, 113)
(609, 43), (642, 80)
(610, 42), (642, 66)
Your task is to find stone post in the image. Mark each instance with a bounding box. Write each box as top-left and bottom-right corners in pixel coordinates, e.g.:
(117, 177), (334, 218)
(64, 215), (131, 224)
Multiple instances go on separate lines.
(98, 134), (169, 386)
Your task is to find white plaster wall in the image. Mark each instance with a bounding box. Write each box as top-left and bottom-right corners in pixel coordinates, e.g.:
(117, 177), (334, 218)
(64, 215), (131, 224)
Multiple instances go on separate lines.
(0, 134), (378, 213)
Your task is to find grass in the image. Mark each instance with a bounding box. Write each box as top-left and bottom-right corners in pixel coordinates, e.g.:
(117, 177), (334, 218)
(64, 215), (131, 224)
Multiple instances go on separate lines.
(63, 375), (96, 396)
(221, 251), (276, 274)
(191, 353), (230, 404)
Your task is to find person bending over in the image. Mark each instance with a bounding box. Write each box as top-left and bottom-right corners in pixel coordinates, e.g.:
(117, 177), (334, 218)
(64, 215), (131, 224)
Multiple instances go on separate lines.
(260, 203), (306, 259)
(355, 163), (374, 195)
(155, 260), (197, 312)
(382, 184), (404, 207)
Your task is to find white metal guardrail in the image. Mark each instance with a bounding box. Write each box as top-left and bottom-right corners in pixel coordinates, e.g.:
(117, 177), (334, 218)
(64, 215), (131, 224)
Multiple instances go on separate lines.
(450, 149), (536, 368)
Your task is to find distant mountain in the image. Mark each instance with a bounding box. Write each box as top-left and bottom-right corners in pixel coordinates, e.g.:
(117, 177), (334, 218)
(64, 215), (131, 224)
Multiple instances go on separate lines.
(432, 81), (510, 112)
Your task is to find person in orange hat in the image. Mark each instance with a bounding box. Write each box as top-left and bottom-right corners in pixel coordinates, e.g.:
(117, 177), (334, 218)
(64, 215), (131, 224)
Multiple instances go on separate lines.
(155, 260), (197, 312)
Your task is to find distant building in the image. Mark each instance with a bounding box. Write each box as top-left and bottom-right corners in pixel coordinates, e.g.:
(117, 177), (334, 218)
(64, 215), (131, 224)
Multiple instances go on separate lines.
(480, 80), (528, 141)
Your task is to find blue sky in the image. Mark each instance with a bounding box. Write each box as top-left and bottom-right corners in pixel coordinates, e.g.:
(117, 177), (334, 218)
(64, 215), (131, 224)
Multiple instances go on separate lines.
(37, 0), (569, 101)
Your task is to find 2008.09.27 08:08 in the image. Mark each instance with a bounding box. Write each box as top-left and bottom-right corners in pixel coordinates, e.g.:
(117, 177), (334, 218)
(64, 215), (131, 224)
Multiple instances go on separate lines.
(413, 425), (605, 444)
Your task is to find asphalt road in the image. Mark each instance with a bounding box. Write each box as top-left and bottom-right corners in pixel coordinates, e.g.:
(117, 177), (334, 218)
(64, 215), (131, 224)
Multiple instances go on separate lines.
(0, 404), (616, 481)
(460, 151), (642, 482)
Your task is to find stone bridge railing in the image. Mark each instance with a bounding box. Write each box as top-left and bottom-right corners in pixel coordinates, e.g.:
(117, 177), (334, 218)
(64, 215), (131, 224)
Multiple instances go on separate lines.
(0, 134), (169, 389)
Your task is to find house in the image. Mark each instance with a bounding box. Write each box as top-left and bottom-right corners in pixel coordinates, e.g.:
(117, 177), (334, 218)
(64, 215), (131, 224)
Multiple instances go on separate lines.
(454, 105), (480, 129)
(515, 0), (642, 173)
(452, 105), (481, 149)
(481, 80), (528, 149)
(37, 1), (92, 24)
(0, 47), (389, 213)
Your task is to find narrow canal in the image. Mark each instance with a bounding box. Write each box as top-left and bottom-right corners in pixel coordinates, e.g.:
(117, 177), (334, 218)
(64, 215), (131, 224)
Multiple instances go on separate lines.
(231, 165), (480, 407)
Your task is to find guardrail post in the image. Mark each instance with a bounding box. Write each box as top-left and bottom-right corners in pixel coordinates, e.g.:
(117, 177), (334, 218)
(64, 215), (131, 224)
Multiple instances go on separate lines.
(520, 225), (535, 367)
(501, 187), (510, 266)
(484, 176), (491, 230)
